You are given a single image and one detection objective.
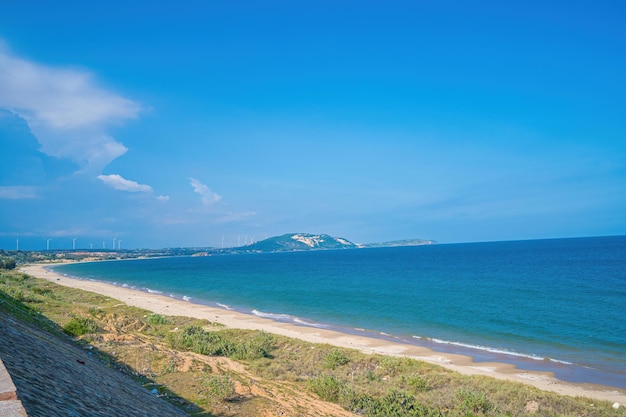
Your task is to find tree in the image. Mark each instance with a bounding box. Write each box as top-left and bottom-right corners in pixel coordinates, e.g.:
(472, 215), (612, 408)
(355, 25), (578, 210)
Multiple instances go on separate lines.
(0, 258), (16, 269)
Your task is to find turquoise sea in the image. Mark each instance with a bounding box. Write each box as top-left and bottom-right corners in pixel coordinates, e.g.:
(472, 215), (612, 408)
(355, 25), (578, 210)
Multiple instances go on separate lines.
(53, 236), (626, 389)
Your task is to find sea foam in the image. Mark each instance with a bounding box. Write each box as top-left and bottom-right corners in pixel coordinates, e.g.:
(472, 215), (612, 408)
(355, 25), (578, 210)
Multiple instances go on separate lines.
(412, 336), (573, 364)
(252, 309), (328, 328)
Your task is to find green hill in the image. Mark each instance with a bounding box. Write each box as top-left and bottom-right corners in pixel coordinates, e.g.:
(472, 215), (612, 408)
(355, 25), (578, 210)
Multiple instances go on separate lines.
(244, 233), (356, 252)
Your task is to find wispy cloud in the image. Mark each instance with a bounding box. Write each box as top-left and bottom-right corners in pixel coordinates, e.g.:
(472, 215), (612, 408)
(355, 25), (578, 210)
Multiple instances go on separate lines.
(0, 47), (140, 173)
(0, 186), (39, 199)
(97, 174), (153, 193)
(190, 178), (221, 206)
(216, 211), (257, 223)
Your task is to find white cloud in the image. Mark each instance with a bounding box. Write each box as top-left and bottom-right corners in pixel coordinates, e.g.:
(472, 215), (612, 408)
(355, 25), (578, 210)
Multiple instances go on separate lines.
(97, 174), (153, 193)
(190, 177), (221, 205)
(155, 195), (170, 201)
(0, 186), (39, 199)
(0, 47), (141, 173)
(216, 211), (257, 223)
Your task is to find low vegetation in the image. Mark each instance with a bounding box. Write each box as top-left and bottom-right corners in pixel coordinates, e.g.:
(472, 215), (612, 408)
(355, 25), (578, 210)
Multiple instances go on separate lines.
(1, 269), (624, 417)
(63, 315), (100, 336)
(0, 257), (16, 269)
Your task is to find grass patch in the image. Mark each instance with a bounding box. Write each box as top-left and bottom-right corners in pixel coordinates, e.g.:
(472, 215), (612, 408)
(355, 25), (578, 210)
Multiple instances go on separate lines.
(323, 347), (351, 369)
(166, 325), (275, 360)
(404, 373), (432, 392)
(146, 313), (170, 325)
(203, 374), (236, 404)
(457, 389), (496, 415)
(63, 316), (99, 336)
(308, 374), (346, 402)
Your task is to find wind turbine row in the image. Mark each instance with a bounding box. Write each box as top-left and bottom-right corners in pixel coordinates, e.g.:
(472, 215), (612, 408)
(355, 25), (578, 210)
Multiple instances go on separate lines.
(33, 236), (123, 251)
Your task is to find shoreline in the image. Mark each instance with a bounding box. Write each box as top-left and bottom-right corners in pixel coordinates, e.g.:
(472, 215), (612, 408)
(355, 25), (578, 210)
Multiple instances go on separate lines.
(19, 264), (626, 404)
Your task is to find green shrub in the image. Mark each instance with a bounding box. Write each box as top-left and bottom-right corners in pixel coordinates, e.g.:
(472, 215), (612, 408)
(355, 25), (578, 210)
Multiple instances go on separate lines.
(161, 359), (177, 374)
(374, 390), (419, 417)
(167, 325), (227, 355)
(146, 313), (170, 325)
(190, 326), (225, 354)
(88, 306), (104, 317)
(308, 375), (345, 402)
(365, 370), (379, 382)
(323, 348), (350, 369)
(343, 391), (377, 415)
(457, 389), (494, 415)
(31, 287), (53, 296)
(63, 316), (99, 336)
(230, 331), (275, 360)
(380, 356), (403, 376)
(9, 289), (25, 302)
(167, 326), (274, 360)
(342, 389), (443, 417)
(405, 373), (431, 392)
(0, 258), (16, 270)
(203, 375), (236, 403)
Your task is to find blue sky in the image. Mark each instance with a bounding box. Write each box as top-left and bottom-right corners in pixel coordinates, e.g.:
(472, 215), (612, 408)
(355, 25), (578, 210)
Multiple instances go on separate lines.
(1, 1), (625, 250)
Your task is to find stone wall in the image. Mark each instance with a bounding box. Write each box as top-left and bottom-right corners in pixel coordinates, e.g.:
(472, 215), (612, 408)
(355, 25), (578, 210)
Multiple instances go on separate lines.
(0, 358), (27, 417)
(0, 310), (187, 417)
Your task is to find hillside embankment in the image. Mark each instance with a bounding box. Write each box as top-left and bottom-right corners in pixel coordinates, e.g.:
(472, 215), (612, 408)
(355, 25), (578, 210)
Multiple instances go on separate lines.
(0, 356), (27, 416)
(0, 309), (188, 417)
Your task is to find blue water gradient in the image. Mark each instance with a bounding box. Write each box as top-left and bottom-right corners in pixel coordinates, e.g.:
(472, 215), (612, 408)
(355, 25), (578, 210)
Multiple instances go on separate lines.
(53, 236), (626, 389)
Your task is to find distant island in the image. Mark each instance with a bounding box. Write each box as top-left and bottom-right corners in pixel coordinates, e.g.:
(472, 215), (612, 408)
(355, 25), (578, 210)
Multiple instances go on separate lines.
(242, 233), (357, 252)
(358, 238), (437, 248)
(221, 233), (436, 254)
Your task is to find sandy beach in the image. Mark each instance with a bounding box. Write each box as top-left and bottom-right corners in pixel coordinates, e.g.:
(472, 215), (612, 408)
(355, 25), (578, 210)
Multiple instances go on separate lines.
(20, 264), (626, 405)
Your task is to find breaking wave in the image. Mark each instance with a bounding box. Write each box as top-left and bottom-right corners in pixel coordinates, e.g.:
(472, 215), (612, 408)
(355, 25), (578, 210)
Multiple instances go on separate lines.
(252, 309), (328, 328)
(412, 336), (573, 365)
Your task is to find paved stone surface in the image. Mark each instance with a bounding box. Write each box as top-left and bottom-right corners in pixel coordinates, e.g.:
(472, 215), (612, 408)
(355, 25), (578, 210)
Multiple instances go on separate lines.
(0, 311), (187, 417)
(0, 358), (18, 401)
(0, 400), (28, 416)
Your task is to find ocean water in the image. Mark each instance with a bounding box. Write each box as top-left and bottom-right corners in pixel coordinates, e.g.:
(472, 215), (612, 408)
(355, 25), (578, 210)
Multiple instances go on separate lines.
(53, 236), (626, 389)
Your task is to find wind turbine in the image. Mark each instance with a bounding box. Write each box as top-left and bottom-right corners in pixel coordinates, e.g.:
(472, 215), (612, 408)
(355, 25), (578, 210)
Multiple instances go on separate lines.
(117, 240), (122, 250)
(113, 236), (117, 250)
(46, 238), (52, 251)
(72, 237), (77, 250)
(16, 238), (19, 251)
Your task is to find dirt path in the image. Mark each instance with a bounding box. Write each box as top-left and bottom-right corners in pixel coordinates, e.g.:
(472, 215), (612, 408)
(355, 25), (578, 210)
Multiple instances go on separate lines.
(185, 351), (356, 417)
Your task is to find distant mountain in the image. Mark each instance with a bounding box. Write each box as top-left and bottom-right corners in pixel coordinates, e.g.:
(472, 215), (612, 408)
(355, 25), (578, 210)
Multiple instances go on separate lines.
(243, 233), (357, 252)
(359, 238), (436, 248)
(215, 233), (435, 254)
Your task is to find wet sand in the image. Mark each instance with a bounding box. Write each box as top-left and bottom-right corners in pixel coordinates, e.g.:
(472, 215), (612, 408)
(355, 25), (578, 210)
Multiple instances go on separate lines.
(20, 264), (626, 405)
